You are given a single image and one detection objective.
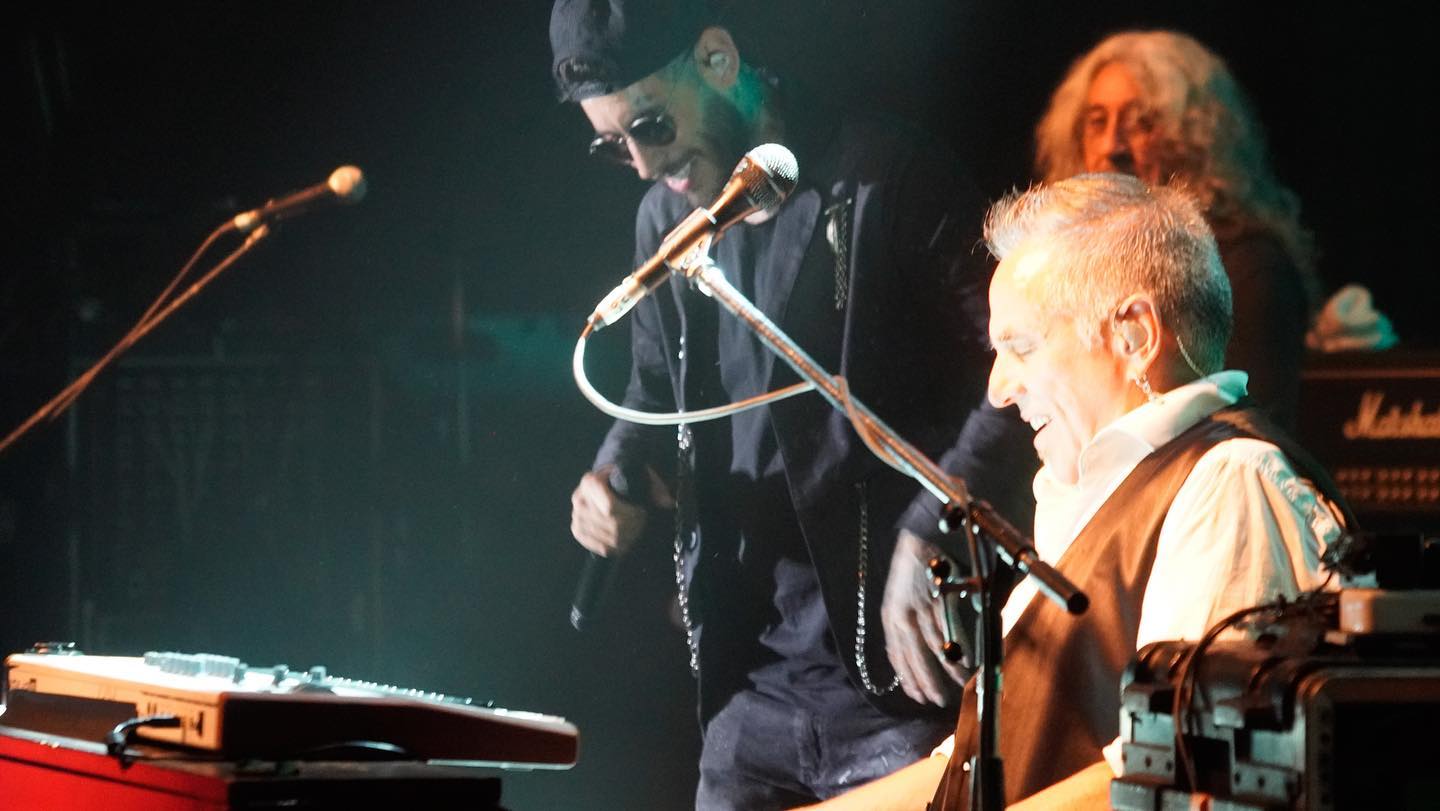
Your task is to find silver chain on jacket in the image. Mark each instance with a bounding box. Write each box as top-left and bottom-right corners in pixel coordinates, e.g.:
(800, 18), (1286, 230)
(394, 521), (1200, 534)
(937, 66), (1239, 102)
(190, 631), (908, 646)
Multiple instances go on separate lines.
(672, 423), (700, 677)
(853, 480), (901, 695)
(830, 196), (896, 693)
(825, 198), (853, 311)
(668, 198), (895, 691)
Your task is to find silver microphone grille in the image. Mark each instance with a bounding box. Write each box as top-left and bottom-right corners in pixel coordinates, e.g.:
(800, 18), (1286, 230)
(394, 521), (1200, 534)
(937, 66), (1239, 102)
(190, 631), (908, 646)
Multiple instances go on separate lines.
(736, 144), (799, 211)
(327, 165), (368, 203)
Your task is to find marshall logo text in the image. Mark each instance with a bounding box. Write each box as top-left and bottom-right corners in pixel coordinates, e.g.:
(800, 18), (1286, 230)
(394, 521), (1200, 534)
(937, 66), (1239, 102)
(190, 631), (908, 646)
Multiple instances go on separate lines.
(1343, 390), (1440, 440)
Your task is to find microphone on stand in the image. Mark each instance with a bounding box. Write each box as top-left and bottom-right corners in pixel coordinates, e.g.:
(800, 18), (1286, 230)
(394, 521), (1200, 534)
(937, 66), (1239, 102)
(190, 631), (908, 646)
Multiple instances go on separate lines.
(230, 165), (368, 233)
(570, 465), (638, 632)
(571, 145), (798, 629)
(587, 143), (799, 331)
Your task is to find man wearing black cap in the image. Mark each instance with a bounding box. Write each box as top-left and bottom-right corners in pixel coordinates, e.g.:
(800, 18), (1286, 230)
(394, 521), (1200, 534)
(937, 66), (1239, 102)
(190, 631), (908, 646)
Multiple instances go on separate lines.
(551, 1), (1035, 807)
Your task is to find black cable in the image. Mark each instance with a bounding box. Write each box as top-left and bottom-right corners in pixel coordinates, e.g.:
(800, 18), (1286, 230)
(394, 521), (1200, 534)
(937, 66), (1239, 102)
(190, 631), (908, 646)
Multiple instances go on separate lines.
(106, 714), (182, 766)
(1168, 586), (1336, 792)
(1170, 602), (1273, 791)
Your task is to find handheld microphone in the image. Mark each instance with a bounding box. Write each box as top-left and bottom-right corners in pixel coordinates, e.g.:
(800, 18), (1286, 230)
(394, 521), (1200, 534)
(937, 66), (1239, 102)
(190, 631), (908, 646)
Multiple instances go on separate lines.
(587, 143), (799, 330)
(569, 552), (617, 632)
(570, 466), (638, 632)
(230, 165), (368, 233)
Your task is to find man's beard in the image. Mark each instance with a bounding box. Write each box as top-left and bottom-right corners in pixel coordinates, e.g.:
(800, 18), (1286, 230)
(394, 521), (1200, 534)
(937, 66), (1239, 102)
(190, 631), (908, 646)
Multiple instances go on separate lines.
(690, 83), (753, 203)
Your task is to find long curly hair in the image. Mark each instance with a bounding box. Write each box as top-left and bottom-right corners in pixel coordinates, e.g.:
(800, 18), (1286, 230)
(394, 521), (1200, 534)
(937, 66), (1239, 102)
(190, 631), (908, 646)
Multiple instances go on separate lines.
(1034, 30), (1316, 287)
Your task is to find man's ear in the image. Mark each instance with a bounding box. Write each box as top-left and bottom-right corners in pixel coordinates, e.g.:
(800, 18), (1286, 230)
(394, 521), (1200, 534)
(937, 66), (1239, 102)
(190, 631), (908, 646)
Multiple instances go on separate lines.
(693, 26), (739, 91)
(1112, 294), (1162, 376)
(1115, 317), (1145, 355)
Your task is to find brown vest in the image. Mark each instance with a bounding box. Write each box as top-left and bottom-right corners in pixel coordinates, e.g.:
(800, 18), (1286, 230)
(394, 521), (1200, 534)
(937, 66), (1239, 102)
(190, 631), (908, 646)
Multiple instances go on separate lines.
(929, 405), (1352, 810)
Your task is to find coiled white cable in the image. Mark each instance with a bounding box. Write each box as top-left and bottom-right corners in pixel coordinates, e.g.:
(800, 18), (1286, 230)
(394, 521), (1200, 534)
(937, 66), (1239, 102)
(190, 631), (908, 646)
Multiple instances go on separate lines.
(572, 321), (816, 426)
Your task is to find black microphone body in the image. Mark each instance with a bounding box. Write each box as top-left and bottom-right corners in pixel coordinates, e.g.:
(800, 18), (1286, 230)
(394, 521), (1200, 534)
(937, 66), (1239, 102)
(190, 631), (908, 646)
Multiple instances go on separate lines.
(230, 165), (367, 233)
(569, 466), (638, 631)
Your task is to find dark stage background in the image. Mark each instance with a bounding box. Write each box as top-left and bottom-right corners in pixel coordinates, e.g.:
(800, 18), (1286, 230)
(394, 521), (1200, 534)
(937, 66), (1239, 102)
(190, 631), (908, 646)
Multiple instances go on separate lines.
(2, 3), (1435, 809)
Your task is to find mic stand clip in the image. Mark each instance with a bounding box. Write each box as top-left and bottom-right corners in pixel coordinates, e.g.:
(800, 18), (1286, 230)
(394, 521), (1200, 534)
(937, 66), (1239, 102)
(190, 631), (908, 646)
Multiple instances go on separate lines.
(939, 502), (1007, 811)
(927, 554), (976, 666)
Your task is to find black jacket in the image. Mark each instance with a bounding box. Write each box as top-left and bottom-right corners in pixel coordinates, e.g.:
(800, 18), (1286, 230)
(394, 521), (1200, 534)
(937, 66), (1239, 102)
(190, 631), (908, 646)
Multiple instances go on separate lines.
(594, 111), (1037, 720)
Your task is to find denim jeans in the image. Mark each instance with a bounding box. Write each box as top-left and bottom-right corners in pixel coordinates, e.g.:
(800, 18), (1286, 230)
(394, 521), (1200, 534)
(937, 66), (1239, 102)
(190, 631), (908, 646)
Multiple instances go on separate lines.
(694, 687), (952, 810)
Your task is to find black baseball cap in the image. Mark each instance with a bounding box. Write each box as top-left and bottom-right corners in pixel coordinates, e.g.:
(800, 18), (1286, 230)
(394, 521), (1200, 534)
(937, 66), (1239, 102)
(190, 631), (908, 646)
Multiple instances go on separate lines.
(550, 0), (714, 102)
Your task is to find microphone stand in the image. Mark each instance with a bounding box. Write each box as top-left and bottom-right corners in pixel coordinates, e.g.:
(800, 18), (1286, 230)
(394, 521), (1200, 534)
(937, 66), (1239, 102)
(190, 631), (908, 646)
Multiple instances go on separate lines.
(676, 252), (1087, 811)
(0, 225), (271, 456)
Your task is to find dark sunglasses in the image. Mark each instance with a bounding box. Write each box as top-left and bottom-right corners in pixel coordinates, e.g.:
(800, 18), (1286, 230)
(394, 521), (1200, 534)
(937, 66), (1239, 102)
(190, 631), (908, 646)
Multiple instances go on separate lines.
(588, 111), (677, 165)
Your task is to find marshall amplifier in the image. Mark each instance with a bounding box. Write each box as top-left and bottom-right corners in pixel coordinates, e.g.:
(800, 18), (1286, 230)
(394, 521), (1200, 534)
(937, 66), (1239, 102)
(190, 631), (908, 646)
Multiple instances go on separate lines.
(1298, 349), (1440, 532)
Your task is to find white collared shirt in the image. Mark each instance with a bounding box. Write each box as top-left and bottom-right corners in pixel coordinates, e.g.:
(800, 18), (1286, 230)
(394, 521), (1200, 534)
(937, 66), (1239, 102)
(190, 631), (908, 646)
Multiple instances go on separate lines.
(933, 371), (1345, 764)
(1003, 370), (1342, 644)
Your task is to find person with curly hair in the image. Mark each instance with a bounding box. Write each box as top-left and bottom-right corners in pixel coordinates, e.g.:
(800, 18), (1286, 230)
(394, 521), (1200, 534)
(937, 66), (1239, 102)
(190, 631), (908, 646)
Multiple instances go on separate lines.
(1034, 30), (1318, 429)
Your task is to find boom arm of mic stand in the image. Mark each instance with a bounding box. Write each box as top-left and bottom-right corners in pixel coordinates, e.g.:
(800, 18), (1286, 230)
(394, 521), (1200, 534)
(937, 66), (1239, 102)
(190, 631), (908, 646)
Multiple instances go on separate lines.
(685, 259), (957, 501)
(682, 255), (1085, 612)
(683, 253), (1085, 811)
